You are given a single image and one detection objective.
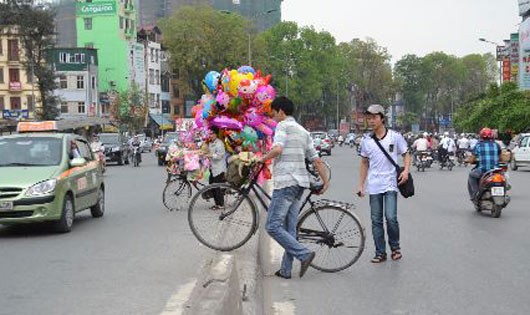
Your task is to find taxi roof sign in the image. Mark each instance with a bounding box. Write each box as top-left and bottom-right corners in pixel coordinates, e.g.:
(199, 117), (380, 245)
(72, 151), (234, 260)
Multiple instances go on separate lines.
(17, 121), (58, 133)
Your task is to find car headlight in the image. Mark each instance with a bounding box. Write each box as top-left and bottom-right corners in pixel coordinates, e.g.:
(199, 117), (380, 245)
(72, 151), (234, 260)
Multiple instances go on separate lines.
(26, 179), (57, 197)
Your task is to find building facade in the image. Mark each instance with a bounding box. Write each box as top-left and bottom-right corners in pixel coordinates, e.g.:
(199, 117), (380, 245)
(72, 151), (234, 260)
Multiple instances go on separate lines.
(138, 26), (162, 114)
(49, 48), (100, 118)
(76, 0), (138, 93)
(0, 26), (40, 122)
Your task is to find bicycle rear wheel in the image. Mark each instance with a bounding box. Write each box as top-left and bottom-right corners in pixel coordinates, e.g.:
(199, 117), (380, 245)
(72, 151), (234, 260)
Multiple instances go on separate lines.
(162, 178), (192, 211)
(188, 183), (257, 251)
(297, 205), (365, 272)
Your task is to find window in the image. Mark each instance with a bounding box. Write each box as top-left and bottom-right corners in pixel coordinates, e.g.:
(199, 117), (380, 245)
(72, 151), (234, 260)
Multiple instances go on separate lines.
(10, 97), (21, 110)
(156, 94), (160, 107)
(78, 102), (85, 114)
(26, 95), (35, 111)
(61, 102), (68, 113)
(84, 18), (92, 30)
(172, 85), (180, 98)
(149, 69), (154, 84)
(77, 75), (84, 89)
(91, 76), (96, 89)
(59, 52), (67, 63)
(149, 93), (155, 107)
(155, 49), (159, 63)
(0, 67), (3, 83)
(0, 96), (4, 111)
(174, 105), (180, 115)
(125, 18), (129, 30)
(69, 54), (76, 63)
(150, 48), (154, 62)
(9, 68), (20, 82)
(119, 16), (124, 29)
(8, 39), (19, 61)
(155, 70), (160, 85)
(80, 53), (86, 64)
(59, 75), (67, 89)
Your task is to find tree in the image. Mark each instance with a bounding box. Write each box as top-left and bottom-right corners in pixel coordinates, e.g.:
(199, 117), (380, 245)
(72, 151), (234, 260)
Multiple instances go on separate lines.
(0, 0), (59, 120)
(159, 5), (250, 100)
(110, 85), (148, 134)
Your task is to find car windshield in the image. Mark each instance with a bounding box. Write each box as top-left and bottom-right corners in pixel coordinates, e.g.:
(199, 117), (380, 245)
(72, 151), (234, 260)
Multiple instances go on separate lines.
(99, 134), (120, 144)
(0, 137), (63, 166)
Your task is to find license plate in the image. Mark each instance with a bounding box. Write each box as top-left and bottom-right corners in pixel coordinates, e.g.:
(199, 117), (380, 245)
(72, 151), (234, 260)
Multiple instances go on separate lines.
(0, 201), (13, 211)
(491, 187), (505, 196)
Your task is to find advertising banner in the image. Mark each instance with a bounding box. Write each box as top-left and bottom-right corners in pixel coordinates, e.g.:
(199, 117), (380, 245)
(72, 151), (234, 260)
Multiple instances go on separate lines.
(511, 33), (520, 83)
(76, 2), (116, 16)
(519, 0), (530, 16)
(128, 42), (146, 94)
(519, 18), (530, 89)
(503, 60), (511, 82)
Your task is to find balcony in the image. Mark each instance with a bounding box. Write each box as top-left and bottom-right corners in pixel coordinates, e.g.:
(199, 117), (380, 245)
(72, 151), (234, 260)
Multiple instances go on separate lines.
(124, 2), (134, 14)
(8, 81), (22, 92)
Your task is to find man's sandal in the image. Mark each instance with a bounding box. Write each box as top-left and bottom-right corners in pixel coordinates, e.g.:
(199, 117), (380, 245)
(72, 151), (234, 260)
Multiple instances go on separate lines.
(391, 250), (402, 261)
(370, 254), (387, 263)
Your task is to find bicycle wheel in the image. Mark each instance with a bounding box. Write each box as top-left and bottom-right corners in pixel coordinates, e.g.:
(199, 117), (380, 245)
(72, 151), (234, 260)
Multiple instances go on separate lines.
(297, 205), (365, 272)
(188, 183), (257, 251)
(162, 178), (192, 211)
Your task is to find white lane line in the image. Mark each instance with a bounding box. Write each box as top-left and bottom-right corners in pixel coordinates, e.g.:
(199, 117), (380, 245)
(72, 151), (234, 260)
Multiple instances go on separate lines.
(159, 279), (197, 315)
(273, 301), (296, 315)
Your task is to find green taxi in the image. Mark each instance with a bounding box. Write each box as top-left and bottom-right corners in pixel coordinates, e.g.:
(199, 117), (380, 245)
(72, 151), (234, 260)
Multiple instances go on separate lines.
(0, 122), (105, 232)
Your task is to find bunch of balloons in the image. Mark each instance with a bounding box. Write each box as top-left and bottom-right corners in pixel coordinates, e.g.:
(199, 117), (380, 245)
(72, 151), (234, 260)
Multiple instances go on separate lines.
(189, 66), (278, 154)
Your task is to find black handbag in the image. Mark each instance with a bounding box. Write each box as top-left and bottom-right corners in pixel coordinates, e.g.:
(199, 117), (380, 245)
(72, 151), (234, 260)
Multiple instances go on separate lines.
(372, 135), (415, 198)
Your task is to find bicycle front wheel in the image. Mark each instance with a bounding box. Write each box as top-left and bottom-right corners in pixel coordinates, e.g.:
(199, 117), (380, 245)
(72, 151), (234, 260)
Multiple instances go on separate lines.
(297, 205), (365, 272)
(188, 183), (257, 251)
(162, 178), (192, 211)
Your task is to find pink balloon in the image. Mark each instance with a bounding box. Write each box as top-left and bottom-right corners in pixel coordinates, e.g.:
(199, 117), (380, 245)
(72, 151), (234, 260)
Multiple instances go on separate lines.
(244, 108), (264, 128)
(255, 123), (273, 136)
(211, 116), (243, 130)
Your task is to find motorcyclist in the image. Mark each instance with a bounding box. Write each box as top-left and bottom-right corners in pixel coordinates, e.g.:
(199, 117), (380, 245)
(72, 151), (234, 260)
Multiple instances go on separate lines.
(130, 135), (142, 163)
(337, 135), (344, 146)
(90, 135), (104, 153)
(438, 131), (456, 163)
(467, 128), (501, 201)
(412, 133), (429, 164)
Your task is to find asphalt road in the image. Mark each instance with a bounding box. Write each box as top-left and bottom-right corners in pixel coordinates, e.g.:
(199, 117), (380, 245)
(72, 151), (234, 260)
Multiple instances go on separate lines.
(0, 153), (208, 315)
(265, 145), (530, 315)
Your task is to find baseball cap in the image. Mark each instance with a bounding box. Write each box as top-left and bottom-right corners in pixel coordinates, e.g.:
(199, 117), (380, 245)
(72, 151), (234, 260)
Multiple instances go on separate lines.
(365, 104), (385, 115)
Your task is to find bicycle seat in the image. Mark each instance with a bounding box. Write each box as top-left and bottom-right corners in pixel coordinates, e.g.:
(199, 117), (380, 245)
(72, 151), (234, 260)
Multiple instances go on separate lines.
(310, 182), (324, 193)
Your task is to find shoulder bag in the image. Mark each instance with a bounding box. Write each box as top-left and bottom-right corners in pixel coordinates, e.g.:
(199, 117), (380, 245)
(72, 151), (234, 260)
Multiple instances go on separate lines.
(371, 134), (415, 198)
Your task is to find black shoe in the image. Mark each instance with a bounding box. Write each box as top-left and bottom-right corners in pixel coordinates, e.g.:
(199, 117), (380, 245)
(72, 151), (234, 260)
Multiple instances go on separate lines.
(274, 270), (291, 279)
(299, 251), (315, 278)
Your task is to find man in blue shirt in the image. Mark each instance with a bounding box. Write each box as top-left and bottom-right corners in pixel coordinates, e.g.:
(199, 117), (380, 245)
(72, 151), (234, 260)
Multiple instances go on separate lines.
(467, 128), (501, 201)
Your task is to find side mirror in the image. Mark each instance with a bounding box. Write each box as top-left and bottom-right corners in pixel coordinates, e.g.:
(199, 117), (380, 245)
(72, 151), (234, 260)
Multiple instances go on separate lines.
(70, 157), (87, 168)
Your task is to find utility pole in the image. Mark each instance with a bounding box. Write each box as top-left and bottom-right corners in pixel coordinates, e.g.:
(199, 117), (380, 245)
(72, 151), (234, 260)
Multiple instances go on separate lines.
(336, 81), (339, 129)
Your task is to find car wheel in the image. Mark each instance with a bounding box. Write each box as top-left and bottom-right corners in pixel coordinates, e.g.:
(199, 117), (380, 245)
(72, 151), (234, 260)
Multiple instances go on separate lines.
(510, 158), (518, 171)
(55, 194), (74, 233)
(90, 187), (105, 218)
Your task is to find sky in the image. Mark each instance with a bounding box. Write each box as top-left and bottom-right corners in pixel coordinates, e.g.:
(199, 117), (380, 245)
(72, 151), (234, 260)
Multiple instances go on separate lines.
(281, 0), (521, 64)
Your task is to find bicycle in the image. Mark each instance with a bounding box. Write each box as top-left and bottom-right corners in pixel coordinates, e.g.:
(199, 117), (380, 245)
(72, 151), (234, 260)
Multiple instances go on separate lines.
(163, 171), (206, 211)
(187, 161), (366, 273)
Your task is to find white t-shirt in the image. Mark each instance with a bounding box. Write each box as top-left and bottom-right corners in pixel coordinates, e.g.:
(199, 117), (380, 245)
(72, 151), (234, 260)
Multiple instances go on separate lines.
(412, 138), (429, 151)
(457, 137), (470, 150)
(360, 129), (409, 195)
(469, 138), (478, 150)
(440, 137), (456, 153)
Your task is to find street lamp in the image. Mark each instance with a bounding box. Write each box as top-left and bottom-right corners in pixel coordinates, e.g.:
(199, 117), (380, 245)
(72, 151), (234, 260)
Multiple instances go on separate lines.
(478, 37), (503, 85)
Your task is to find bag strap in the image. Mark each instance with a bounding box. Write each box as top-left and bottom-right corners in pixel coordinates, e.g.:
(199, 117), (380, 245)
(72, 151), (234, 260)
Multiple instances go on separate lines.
(371, 133), (400, 172)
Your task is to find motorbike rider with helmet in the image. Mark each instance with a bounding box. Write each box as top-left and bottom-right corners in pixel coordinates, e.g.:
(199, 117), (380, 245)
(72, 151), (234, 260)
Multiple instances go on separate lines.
(130, 135), (142, 164)
(438, 131), (456, 163)
(467, 128), (501, 201)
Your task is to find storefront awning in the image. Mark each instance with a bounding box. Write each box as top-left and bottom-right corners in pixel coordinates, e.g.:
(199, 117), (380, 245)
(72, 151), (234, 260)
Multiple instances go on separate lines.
(149, 113), (173, 128)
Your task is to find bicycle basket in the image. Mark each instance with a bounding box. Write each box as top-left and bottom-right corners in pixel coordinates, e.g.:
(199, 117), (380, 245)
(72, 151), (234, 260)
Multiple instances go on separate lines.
(226, 152), (255, 187)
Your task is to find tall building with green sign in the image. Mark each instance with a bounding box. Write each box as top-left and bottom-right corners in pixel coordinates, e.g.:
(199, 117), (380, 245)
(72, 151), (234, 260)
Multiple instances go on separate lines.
(76, 0), (137, 93)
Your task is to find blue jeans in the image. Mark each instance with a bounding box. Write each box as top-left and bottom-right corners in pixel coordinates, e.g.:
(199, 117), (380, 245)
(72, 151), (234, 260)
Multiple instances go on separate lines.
(266, 185), (312, 277)
(369, 191), (399, 256)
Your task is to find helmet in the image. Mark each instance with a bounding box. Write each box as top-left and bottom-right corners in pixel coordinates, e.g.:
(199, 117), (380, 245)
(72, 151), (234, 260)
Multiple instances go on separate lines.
(460, 133), (465, 137)
(443, 131), (449, 137)
(479, 128), (493, 139)
(423, 132), (428, 137)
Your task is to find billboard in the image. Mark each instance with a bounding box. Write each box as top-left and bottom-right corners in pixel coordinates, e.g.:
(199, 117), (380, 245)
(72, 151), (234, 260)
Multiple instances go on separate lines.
(128, 42), (146, 94)
(520, 18), (530, 89)
(511, 33), (520, 83)
(519, 0), (530, 16)
(76, 2), (116, 16)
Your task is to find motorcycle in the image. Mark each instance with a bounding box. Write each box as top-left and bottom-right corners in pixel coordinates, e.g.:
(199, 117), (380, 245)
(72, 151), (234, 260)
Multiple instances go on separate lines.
(338, 138), (344, 147)
(415, 151), (433, 172)
(456, 149), (471, 167)
(131, 145), (141, 167)
(471, 164), (510, 218)
(439, 152), (455, 171)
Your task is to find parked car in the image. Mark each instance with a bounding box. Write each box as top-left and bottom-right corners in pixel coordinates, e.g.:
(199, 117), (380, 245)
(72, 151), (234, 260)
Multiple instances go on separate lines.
(99, 133), (130, 165)
(311, 132), (332, 156)
(0, 121), (105, 232)
(511, 134), (530, 171)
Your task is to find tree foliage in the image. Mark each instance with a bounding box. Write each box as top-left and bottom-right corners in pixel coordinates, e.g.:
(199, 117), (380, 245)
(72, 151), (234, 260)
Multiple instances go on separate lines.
(0, 0), (59, 120)
(110, 85), (148, 134)
(455, 82), (530, 133)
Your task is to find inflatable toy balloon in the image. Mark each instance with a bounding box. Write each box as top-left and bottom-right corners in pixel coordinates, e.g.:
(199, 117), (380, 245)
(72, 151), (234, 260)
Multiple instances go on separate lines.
(191, 104), (203, 117)
(227, 97), (242, 114)
(220, 69), (231, 93)
(238, 66), (256, 75)
(238, 79), (258, 100)
(202, 99), (216, 119)
(254, 71), (272, 86)
(216, 91), (230, 111)
(244, 108), (264, 128)
(195, 111), (204, 128)
(211, 116), (243, 130)
(204, 71), (220, 93)
(241, 126), (258, 149)
(254, 85), (276, 106)
(229, 70), (254, 97)
(255, 123), (273, 136)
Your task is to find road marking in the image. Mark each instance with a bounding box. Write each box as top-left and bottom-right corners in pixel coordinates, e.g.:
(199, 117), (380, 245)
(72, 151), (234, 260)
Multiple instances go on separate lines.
(159, 279), (197, 315)
(272, 301), (296, 315)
